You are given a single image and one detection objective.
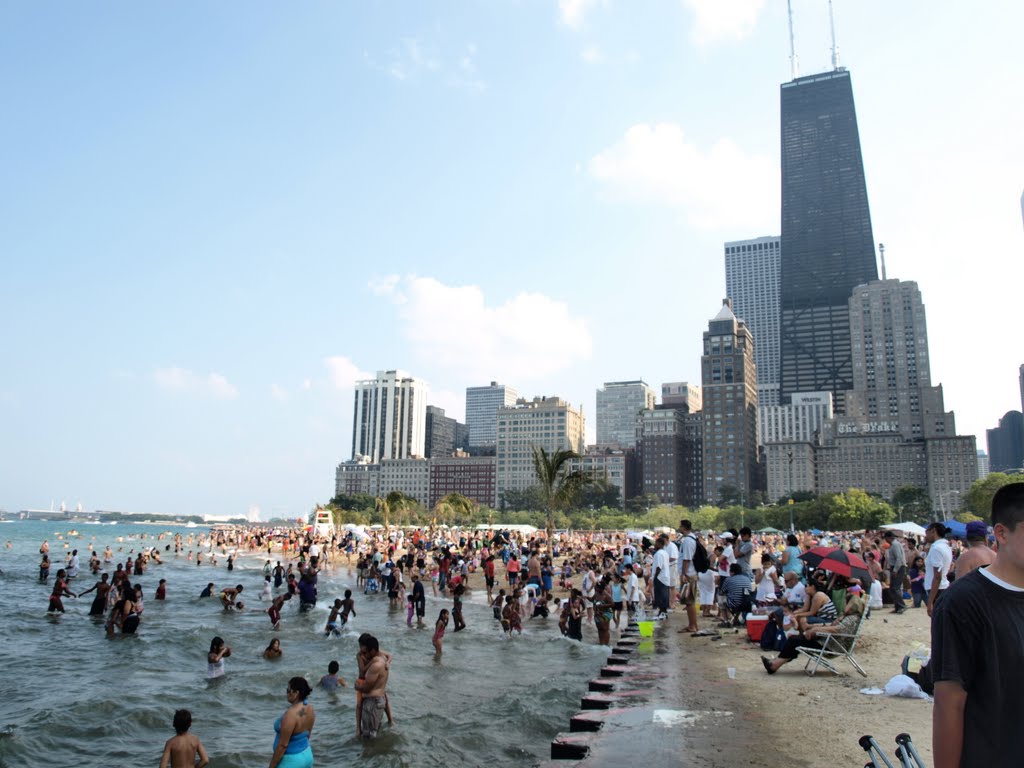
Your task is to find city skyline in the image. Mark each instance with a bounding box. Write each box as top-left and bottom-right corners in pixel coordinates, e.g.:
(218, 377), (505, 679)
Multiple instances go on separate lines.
(3, 2), (1023, 518)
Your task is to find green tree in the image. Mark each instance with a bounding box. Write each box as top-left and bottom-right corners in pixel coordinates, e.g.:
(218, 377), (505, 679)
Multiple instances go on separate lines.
(891, 485), (932, 524)
(964, 473), (1017, 518)
(501, 486), (546, 512)
(433, 493), (476, 526)
(823, 488), (894, 531)
(717, 484), (744, 506)
(532, 446), (588, 540)
(578, 479), (623, 510)
(329, 492), (376, 512)
(625, 493), (660, 515)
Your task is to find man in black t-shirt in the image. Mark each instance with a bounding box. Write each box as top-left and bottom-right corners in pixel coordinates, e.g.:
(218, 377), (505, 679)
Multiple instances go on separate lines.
(932, 482), (1024, 768)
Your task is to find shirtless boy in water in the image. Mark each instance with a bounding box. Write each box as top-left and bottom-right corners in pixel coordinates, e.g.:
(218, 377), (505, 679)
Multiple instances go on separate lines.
(159, 709), (209, 768)
(354, 633), (393, 738)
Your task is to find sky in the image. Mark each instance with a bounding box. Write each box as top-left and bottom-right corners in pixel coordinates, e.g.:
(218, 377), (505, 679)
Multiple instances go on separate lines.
(2, 1), (1023, 520)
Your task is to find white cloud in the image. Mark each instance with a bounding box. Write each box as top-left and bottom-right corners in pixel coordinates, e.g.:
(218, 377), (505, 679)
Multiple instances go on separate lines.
(559, 0), (599, 29)
(373, 275), (592, 383)
(370, 38), (484, 92)
(588, 122), (778, 230)
(324, 356), (372, 391)
(385, 38), (440, 82)
(683, 0), (764, 44)
(580, 45), (603, 63)
(270, 384), (289, 402)
(153, 367), (239, 399)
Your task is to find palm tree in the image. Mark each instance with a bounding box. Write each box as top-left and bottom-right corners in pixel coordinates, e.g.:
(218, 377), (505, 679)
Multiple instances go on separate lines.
(532, 446), (588, 542)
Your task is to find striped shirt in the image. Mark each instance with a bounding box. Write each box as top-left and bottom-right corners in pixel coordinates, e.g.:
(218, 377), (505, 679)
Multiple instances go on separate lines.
(816, 598), (838, 622)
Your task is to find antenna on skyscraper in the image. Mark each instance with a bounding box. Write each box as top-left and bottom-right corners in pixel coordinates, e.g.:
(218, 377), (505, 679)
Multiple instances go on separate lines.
(787, 0), (799, 79)
(878, 243), (887, 281)
(828, 0), (841, 70)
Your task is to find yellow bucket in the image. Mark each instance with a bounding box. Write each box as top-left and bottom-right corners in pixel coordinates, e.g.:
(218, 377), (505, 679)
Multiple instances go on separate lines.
(637, 620), (655, 637)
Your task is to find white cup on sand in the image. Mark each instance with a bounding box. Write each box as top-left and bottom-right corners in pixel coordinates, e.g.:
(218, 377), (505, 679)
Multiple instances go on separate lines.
(727, 667), (736, 679)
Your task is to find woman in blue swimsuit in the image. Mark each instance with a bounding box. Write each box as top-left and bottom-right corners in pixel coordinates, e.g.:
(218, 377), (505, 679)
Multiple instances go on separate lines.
(270, 677), (315, 768)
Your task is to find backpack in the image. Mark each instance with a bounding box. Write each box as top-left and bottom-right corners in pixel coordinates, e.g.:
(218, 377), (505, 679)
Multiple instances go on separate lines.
(689, 535), (711, 574)
(760, 617), (786, 652)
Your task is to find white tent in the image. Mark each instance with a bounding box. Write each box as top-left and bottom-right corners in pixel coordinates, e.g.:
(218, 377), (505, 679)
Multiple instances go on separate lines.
(881, 522), (927, 536)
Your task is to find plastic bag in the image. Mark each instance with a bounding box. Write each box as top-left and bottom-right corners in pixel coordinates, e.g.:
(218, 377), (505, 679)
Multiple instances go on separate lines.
(883, 674), (931, 700)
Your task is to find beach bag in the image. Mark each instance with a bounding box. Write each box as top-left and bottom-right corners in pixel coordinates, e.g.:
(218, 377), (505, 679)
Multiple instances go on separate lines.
(690, 535), (711, 574)
(759, 617), (786, 652)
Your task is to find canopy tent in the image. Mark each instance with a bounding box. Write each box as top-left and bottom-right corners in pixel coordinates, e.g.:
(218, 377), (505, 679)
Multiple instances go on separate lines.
(757, 526), (784, 534)
(881, 522), (927, 537)
(809, 528), (824, 535)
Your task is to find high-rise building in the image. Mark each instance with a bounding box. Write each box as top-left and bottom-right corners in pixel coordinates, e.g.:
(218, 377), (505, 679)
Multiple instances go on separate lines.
(596, 380), (656, 448)
(701, 300), (762, 504)
(424, 405), (466, 459)
(661, 382), (702, 412)
(352, 370), (427, 462)
(779, 69), (878, 413)
(726, 236), (781, 407)
(495, 396), (585, 505)
(987, 411), (1024, 473)
(767, 278), (978, 502)
(977, 451), (990, 481)
(845, 279), (955, 439)
(760, 391), (834, 444)
(465, 382), (519, 454)
(429, 456), (497, 508)
(567, 447), (637, 508)
(640, 408), (703, 507)
(1019, 363), (1023, 412)
(378, 458), (430, 506)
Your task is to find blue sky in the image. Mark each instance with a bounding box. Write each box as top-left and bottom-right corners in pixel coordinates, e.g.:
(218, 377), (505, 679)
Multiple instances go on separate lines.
(3, 1), (1022, 519)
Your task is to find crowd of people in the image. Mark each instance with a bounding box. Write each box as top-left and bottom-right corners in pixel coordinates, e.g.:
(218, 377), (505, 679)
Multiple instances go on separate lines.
(26, 487), (1024, 767)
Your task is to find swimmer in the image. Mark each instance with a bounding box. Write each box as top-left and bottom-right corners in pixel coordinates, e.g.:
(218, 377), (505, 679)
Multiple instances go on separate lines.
(325, 599), (343, 637)
(48, 569), (77, 612)
(79, 573), (111, 616)
(220, 584), (243, 610)
(269, 677), (315, 768)
(263, 638), (283, 660)
(268, 593), (291, 629)
(160, 709), (209, 768)
(318, 660), (346, 691)
(156, 579), (167, 600)
(492, 589), (506, 621)
(199, 582), (214, 598)
(452, 584), (466, 632)
(340, 589), (356, 627)
(355, 634), (392, 739)
(207, 636), (231, 678)
(260, 576), (272, 601)
(432, 609), (449, 656)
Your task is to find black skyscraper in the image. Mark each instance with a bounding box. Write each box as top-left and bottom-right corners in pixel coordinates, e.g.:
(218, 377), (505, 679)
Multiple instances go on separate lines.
(779, 69), (877, 413)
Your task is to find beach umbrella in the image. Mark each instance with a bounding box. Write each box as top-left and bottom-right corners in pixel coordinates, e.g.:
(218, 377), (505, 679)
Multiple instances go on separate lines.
(799, 546), (871, 582)
(809, 528), (824, 535)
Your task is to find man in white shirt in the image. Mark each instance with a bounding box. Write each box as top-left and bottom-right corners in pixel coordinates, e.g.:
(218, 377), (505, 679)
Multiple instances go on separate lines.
(677, 520), (700, 633)
(782, 571), (807, 608)
(652, 537), (671, 619)
(925, 522), (954, 617)
(665, 537), (680, 608)
(625, 564), (641, 614)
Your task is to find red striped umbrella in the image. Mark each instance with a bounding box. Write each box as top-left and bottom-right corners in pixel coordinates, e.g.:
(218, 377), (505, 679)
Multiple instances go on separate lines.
(798, 546), (871, 582)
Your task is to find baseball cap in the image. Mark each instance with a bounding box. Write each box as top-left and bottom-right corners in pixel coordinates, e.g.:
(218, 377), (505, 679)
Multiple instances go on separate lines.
(966, 521), (988, 539)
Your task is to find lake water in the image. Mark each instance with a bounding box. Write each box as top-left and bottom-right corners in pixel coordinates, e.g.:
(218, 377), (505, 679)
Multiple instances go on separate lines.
(0, 521), (610, 767)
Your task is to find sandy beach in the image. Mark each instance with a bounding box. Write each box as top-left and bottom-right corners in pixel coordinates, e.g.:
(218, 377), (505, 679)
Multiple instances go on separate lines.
(673, 603), (934, 767)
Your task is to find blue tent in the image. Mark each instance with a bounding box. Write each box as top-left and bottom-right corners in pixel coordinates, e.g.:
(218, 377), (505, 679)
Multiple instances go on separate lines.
(810, 528), (824, 535)
(943, 520), (968, 539)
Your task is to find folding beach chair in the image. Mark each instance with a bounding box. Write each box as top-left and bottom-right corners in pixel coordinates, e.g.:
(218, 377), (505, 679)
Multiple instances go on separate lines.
(796, 600), (869, 677)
